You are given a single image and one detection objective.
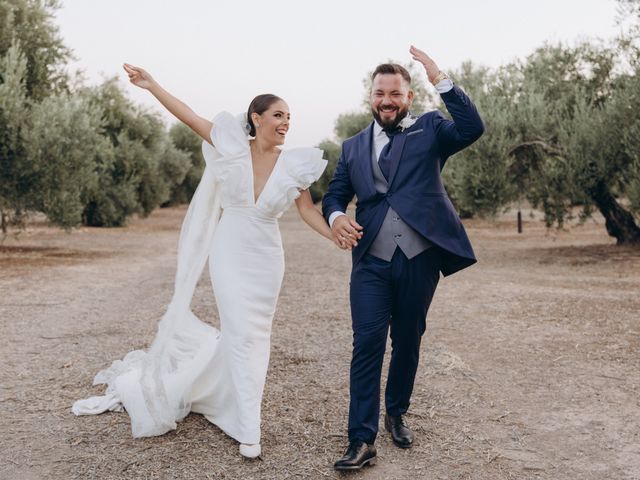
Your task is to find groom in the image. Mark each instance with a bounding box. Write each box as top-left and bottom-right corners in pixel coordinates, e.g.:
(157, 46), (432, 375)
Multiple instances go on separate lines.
(322, 46), (484, 470)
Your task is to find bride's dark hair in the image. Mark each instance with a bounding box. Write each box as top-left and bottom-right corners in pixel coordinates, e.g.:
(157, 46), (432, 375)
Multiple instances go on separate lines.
(247, 94), (283, 136)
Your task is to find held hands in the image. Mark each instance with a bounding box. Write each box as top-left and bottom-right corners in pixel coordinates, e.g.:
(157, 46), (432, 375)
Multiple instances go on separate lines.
(409, 45), (442, 85)
(123, 63), (156, 90)
(331, 215), (363, 251)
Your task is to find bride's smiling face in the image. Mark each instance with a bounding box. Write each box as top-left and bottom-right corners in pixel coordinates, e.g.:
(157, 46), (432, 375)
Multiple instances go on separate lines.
(253, 100), (290, 146)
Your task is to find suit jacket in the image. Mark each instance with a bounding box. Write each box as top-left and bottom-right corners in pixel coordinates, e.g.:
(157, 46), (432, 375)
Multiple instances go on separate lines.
(322, 84), (485, 276)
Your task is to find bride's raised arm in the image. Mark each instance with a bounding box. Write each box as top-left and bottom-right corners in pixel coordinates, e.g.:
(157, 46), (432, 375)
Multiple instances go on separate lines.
(123, 63), (213, 144)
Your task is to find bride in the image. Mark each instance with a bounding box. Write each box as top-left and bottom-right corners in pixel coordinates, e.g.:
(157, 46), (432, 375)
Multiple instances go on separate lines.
(73, 63), (342, 458)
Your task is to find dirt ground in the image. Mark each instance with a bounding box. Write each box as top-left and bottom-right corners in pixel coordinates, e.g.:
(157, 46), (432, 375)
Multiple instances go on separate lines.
(1, 205), (638, 480)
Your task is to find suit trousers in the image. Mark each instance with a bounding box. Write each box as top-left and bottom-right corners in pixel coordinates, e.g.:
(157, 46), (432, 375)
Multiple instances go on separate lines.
(348, 247), (441, 444)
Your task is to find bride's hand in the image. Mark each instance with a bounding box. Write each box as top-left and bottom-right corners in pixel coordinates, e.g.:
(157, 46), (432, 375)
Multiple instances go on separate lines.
(123, 63), (155, 90)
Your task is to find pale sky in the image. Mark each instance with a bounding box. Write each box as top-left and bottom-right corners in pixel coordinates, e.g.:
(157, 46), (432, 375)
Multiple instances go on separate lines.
(55, 0), (622, 148)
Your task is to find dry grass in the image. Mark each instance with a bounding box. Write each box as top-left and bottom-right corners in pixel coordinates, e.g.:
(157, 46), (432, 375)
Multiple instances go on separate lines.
(0, 206), (638, 479)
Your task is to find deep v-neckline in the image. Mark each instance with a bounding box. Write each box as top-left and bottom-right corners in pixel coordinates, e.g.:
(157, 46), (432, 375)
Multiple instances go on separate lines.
(249, 149), (283, 205)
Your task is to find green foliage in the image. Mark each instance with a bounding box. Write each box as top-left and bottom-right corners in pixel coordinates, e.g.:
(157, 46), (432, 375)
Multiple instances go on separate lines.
(441, 38), (640, 242)
(619, 74), (640, 212)
(311, 112), (371, 203)
(0, 1), (212, 232)
(334, 111), (372, 140)
(23, 93), (107, 228)
(80, 79), (190, 226)
(0, 40), (29, 231)
(440, 63), (514, 217)
(309, 139), (340, 203)
(511, 43), (635, 231)
(0, 0), (70, 101)
(165, 122), (205, 206)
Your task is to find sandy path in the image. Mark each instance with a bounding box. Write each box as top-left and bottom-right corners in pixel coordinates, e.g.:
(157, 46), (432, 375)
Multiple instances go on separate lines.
(1, 206), (638, 479)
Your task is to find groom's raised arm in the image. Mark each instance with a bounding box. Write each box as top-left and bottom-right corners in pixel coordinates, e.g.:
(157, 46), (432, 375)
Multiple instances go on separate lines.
(434, 85), (485, 161)
(409, 45), (484, 163)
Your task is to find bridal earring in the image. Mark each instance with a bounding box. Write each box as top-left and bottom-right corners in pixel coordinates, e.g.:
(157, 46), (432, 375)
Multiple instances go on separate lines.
(255, 123), (260, 128)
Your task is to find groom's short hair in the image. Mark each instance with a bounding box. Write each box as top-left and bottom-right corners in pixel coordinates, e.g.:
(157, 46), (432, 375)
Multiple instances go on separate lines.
(371, 64), (411, 85)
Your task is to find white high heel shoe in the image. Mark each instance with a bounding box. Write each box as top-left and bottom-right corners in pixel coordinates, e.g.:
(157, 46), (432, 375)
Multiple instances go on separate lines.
(239, 443), (261, 458)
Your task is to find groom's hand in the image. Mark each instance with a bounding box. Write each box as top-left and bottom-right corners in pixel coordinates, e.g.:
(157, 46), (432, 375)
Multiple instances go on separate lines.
(409, 45), (441, 84)
(331, 215), (363, 251)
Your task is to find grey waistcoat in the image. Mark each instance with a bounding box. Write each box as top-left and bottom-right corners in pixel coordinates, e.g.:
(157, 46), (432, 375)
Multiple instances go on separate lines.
(367, 147), (432, 261)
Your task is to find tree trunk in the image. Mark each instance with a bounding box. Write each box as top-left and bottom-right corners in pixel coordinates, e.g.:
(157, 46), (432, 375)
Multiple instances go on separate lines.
(590, 181), (640, 245)
(1, 210), (7, 235)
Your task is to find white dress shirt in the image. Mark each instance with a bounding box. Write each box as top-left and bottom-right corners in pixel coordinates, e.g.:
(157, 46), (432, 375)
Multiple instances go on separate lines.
(328, 78), (454, 227)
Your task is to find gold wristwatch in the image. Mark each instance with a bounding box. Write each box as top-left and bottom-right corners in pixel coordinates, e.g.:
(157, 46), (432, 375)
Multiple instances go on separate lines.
(431, 71), (449, 85)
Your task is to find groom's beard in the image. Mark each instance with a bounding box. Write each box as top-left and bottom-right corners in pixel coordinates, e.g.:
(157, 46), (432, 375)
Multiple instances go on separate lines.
(372, 104), (409, 130)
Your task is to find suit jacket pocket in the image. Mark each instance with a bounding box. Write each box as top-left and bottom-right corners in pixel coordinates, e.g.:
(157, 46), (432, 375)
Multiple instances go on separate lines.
(406, 128), (424, 137)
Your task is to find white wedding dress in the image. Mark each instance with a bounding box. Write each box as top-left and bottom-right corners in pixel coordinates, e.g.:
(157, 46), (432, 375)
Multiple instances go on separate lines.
(73, 111), (327, 446)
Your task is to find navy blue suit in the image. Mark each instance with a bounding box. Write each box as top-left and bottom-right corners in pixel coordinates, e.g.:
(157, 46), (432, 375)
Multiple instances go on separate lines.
(322, 84), (484, 443)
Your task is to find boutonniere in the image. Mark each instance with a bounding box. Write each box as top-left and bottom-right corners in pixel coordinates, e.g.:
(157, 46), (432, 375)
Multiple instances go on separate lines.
(398, 114), (418, 131)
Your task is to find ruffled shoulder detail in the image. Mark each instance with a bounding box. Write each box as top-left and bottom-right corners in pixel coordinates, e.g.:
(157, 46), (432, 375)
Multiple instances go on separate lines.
(201, 112), (251, 186)
(259, 147), (327, 215)
(282, 147), (328, 190)
(210, 111), (249, 157)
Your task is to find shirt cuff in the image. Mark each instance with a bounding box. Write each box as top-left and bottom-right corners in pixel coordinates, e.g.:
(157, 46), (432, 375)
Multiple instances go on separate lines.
(435, 78), (454, 93)
(328, 211), (347, 228)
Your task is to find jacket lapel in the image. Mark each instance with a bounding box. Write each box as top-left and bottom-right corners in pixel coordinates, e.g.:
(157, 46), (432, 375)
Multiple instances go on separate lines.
(356, 123), (376, 196)
(387, 132), (407, 187)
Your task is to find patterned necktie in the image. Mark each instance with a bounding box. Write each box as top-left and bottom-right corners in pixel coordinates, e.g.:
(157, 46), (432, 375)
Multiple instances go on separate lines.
(378, 126), (402, 181)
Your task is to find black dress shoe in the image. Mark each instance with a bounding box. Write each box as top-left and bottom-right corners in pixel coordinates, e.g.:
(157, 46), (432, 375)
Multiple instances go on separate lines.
(385, 413), (414, 448)
(333, 440), (377, 471)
